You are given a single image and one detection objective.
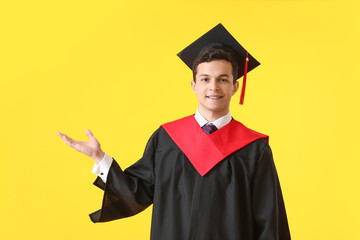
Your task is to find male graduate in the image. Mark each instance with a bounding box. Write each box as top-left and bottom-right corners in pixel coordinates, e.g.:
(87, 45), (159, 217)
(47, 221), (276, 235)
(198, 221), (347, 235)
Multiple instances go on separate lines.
(57, 24), (291, 240)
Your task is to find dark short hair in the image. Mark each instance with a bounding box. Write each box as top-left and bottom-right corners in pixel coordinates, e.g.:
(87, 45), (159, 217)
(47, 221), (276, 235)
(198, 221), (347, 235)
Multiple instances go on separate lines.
(192, 45), (239, 84)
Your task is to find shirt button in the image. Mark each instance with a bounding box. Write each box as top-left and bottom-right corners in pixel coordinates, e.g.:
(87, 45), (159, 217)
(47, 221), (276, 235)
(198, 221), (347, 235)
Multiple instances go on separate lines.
(100, 172), (104, 175)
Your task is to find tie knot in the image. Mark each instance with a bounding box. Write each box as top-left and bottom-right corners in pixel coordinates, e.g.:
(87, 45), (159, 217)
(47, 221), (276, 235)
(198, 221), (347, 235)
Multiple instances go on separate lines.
(202, 123), (218, 135)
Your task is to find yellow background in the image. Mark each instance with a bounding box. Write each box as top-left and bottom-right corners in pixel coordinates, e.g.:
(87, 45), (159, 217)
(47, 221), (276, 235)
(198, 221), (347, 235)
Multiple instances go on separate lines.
(1, 0), (359, 239)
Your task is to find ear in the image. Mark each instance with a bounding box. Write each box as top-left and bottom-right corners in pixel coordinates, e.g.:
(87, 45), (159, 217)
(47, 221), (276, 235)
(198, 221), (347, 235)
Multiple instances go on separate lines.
(232, 81), (240, 96)
(191, 80), (197, 94)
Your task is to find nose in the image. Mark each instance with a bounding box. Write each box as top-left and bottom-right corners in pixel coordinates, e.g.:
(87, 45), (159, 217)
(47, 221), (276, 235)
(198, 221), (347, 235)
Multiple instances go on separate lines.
(209, 80), (219, 91)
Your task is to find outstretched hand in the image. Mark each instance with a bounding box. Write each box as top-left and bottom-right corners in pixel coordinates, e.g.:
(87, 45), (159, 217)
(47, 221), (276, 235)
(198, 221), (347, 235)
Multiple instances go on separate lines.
(56, 129), (105, 164)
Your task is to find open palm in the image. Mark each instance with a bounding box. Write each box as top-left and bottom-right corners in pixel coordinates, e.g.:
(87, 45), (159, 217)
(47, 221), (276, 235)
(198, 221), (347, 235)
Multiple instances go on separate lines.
(56, 129), (104, 164)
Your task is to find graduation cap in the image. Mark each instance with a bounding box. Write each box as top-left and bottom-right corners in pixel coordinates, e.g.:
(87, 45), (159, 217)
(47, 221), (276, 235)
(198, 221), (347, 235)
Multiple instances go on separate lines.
(177, 23), (260, 105)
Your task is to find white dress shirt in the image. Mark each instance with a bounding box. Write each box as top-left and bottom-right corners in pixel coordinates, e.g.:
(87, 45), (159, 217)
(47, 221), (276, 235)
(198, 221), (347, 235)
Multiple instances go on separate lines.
(194, 109), (232, 129)
(92, 110), (232, 183)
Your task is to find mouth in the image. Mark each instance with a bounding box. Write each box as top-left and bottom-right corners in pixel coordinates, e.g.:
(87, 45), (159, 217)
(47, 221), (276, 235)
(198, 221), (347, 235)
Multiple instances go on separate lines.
(206, 95), (223, 100)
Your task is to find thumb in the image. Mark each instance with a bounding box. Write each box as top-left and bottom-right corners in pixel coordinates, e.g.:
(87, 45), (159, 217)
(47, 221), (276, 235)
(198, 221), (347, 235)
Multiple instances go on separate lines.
(85, 129), (94, 139)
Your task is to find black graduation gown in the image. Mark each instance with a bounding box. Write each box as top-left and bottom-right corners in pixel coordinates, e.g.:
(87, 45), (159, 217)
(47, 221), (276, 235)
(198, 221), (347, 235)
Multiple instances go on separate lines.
(89, 116), (291, 240)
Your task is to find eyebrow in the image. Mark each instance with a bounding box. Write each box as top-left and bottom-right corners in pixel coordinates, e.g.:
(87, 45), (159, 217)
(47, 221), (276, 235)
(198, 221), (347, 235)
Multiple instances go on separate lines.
(199, 74), (230, 77)
(199, 74), (210, 77)
(219, 74), (230, 78)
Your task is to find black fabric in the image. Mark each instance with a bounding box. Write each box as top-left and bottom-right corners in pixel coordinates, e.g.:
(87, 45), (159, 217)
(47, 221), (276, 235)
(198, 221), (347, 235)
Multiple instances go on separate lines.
(89, 126), (291, 240)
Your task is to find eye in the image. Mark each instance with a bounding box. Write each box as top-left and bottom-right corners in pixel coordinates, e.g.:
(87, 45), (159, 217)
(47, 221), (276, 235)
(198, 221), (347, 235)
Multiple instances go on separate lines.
(201, 78), (209, 82)
(220, 78), (228, 82)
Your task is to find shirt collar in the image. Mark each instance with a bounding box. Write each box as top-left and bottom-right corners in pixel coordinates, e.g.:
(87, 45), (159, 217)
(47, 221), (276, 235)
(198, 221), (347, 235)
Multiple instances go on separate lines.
(194, 109), (232, 130)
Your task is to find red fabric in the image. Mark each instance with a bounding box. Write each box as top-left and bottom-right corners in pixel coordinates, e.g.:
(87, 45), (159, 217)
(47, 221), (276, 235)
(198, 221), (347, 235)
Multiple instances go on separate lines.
(240, 52), (249, 105)
(162, 115), (268, 176)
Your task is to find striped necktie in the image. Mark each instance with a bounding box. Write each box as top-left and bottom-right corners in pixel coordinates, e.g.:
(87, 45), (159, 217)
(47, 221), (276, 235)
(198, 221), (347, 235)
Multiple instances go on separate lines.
(202, 123), (218, 135)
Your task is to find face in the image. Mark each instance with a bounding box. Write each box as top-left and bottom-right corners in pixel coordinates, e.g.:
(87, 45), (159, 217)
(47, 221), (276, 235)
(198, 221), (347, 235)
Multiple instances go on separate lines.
(191, 60), (239, 120)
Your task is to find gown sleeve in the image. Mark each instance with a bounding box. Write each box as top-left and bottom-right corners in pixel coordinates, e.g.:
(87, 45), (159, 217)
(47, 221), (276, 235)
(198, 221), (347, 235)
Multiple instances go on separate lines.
(89, 129), (158, 223)
(251, 143), (291, 240)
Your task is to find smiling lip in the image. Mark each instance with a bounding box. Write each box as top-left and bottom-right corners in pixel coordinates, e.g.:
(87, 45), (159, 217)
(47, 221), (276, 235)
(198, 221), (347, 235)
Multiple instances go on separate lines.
(206, 95), (223, 100)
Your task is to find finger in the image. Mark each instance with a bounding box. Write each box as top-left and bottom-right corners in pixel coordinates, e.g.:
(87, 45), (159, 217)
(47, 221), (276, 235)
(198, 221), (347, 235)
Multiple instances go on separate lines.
(56, 132), (89, 154)
(63, 135), (75, 146)
(58, 132), (77, 146)
(56, 132), (68, 141)
(85, 129), (94, 139)
(56, 131), (65, 138)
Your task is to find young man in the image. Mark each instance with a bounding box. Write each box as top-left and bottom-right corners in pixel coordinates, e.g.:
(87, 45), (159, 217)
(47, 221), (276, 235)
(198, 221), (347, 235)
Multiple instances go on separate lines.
(57, 24), (291, 239)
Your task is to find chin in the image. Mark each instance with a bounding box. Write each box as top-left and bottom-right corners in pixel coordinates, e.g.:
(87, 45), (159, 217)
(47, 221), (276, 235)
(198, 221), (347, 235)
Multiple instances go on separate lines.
(205, 106), (226, 114)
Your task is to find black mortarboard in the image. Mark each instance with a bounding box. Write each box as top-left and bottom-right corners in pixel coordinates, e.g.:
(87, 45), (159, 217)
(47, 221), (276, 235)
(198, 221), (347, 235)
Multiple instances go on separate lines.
(177, 23), (260, 105)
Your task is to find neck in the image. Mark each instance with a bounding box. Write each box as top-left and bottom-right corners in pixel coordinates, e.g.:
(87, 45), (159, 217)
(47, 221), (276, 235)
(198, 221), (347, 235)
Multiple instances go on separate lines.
(198, 108), (229, 122)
